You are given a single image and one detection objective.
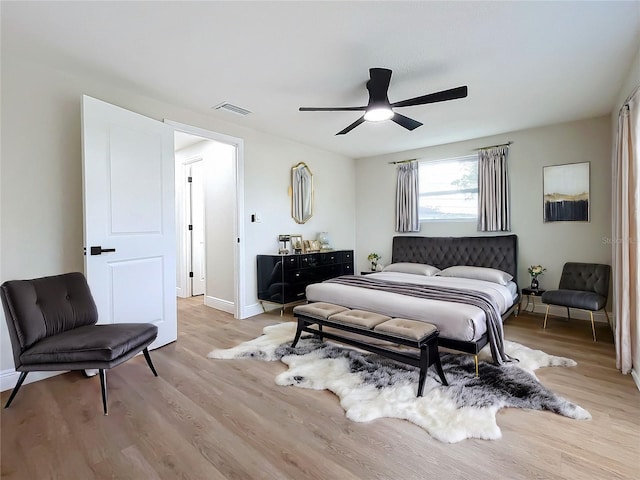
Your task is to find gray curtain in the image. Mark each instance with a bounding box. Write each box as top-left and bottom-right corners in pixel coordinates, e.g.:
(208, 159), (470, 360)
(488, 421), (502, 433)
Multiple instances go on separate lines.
(395, 161), (420, 232)
(477, 146), (510, 232)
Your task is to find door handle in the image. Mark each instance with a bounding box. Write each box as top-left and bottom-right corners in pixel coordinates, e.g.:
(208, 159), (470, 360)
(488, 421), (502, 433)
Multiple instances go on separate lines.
(90, 246), (116, 256)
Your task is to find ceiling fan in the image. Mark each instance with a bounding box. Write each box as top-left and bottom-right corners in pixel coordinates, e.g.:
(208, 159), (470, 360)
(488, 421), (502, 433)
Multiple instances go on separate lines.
(299, 68), (468, 135)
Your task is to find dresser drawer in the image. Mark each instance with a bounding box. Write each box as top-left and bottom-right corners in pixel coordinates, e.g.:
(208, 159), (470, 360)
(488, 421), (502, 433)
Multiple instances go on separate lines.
(319, 252), (340, 265)
(299, 254), (319, 268)
(282, 255), (298, 268)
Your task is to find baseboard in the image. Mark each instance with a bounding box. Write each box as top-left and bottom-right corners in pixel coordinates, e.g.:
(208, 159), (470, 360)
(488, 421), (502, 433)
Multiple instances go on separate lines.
(632, 368), (640, 392)
(204, 295), (235, 315)
(1, 369), (65, 393)
(244, 302), (266, 318)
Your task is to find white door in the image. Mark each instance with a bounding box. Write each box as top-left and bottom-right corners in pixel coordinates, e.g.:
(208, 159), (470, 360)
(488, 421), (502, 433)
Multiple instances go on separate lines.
(190, 161), (206, 296)
(82, 95), (177, 348)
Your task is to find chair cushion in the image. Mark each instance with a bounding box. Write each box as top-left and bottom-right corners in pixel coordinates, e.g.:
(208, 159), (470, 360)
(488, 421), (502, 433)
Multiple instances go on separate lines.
(541, 289), (607, 311)
(20, 323), (158, 367)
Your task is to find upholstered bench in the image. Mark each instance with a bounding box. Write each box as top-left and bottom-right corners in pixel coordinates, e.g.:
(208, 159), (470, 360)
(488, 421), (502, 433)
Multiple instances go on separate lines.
(292, 302), (448, 396)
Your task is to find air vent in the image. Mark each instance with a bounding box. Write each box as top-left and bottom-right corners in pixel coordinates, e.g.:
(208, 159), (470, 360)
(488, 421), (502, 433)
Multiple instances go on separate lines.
(212, 102), (252, 116)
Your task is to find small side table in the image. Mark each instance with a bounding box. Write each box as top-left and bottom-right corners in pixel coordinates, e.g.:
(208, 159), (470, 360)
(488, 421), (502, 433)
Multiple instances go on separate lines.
(519, 288), (546, 314)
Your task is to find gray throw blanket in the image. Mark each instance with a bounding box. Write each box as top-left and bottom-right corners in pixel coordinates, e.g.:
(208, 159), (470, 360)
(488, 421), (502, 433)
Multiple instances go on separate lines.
(325, 276), (516, 365)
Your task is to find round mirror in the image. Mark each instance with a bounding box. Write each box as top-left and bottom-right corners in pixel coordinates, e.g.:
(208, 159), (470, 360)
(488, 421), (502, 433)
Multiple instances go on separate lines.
(291, 162), (313, 224)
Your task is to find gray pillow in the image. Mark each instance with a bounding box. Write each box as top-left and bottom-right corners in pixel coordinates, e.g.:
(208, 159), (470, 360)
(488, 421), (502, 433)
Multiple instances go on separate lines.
(382, 263), (441, 276)
(437, 266), (513, 285)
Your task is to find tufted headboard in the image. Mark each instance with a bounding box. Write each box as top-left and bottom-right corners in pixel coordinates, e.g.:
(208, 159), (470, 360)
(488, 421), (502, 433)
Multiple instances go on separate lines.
(391, 235), (518, 282)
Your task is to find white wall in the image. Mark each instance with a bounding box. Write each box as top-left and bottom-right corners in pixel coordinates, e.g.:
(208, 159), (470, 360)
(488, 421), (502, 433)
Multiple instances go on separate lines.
(355, 116), (613, 310)
(204, 141), (236, 309)
(0, 54), (356, 385)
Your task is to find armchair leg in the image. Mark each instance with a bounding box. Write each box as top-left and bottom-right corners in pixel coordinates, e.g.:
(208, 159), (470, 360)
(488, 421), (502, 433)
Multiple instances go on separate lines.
(589, 311), (597, 342)
(142, 348), (158, 377)
(99, 369), (108, 415)
(543, 305), (550, 329)
(567, 307), (571, 320)
(4, 371), (29, 408)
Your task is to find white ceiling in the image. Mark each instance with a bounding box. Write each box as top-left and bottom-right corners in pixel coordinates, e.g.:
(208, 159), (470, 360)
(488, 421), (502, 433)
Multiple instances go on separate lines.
(3, 1), (639, 158)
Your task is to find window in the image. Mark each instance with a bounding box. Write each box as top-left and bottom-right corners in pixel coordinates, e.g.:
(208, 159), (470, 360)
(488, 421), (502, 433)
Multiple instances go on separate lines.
(418, 155), (478, 221)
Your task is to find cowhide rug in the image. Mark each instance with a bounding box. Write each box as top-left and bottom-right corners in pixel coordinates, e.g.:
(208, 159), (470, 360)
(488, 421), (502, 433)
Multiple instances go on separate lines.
(208, 322), (590, 443)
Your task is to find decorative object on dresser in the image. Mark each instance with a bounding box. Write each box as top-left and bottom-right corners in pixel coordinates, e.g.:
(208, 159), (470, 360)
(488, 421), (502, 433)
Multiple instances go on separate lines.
(290, 234), (304, 254)
(257, 250), (353, 313)
(317, 231), (332, 251)
(278, 234), (291, 255)
(303, 239), (321, 253)
(208, 322), (590, 444)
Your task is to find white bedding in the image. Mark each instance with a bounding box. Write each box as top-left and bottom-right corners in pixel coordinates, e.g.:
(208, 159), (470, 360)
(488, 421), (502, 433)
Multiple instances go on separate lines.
(305, 272), (517, 342)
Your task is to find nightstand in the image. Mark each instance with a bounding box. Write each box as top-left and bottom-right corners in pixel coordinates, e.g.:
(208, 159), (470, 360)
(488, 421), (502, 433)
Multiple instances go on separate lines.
(519, 288), (546, 314)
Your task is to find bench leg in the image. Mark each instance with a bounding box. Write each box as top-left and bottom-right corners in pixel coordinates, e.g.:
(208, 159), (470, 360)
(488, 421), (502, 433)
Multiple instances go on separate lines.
(417, 346), (428, 397)
(291, 319), (304, 347)
(417, 343), (448, 396)
(430, 343), (448, 386)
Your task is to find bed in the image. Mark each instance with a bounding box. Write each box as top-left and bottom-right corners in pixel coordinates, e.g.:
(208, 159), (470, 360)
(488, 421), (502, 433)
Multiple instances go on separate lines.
(305, 235), (519, 365)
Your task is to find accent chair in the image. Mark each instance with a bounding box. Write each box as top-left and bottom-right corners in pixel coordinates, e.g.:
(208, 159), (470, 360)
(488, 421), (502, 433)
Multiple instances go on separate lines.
(1, 272), (159, 415)
(541, 262), (611, 341)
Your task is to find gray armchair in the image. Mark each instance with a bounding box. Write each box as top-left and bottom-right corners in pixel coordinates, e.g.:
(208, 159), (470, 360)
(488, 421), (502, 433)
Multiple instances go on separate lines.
(541, 262), (611, 341)
(1, 272), (159, 414)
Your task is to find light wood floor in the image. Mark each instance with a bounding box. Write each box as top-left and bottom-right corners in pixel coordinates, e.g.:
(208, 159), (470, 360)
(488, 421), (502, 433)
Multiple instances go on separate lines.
(1, 298), (638, 479)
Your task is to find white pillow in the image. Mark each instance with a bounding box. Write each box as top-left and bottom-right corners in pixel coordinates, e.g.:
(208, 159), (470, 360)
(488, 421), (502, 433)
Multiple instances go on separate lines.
(437, 266), (513, 285)
(382, 263), (441, 276)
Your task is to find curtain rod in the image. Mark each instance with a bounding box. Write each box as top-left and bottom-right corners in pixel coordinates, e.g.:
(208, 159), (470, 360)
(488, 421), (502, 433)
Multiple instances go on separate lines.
(387, 159), (416, 165)
(473, 141), (512, 151)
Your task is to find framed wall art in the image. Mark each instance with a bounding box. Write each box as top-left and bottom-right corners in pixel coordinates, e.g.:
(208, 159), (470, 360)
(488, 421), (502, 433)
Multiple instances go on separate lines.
(543, 162), (590, 222)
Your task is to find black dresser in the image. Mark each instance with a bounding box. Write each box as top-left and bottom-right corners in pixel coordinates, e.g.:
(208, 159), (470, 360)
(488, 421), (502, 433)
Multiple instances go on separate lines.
(257, 250), (354, 308)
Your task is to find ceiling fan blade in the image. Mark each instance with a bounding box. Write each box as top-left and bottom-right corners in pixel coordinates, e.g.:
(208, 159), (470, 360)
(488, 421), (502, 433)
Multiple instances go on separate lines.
(299, 106), (366, 112)
(367, 68), (392, 104)
(391, 113), (423, 131)
(391, 86), (468, 108)
(336, 116), (366, 135)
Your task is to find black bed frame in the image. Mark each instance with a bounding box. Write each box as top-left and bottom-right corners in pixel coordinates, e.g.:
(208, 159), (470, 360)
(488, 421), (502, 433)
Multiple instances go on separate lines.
(391, 234), (519, 357)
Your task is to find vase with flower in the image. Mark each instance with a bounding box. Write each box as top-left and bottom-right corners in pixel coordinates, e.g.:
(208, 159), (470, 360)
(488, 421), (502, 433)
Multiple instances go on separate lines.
(367, 253), (381, 272)
(528, 265), (546, 290)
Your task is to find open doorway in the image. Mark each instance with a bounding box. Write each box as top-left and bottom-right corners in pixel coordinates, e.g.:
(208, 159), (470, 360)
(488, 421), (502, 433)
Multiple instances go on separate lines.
(178, 153), (206, 298)
(169, 121), (245, 319)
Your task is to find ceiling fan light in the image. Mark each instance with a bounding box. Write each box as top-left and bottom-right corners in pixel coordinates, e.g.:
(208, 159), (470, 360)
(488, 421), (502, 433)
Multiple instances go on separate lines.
(364, 107), (394, 122)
